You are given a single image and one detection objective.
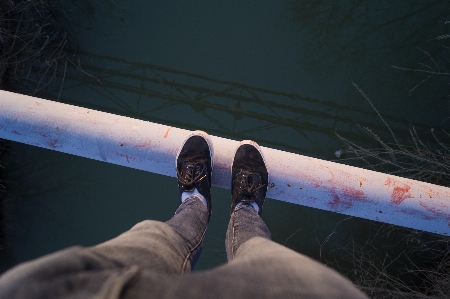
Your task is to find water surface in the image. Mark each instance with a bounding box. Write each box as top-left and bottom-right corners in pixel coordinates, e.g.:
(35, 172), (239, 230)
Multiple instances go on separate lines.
(5, 0), (449, 271)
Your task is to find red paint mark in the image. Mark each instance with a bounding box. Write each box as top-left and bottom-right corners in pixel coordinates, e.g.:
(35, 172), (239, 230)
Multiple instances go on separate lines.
(400, 208), (434, 221)
(35, 102), (41, 106)
(391, 186), (411, 205)
(384, 177), (393, 186)
(420, 201), (450, 222)
(12, 130), (22, 135)
(327, 187), (368, 210)
(305, 196), (317, 202)
(342, 186), (367, 201)
(329, 194), (353, 209)
(55, 127), (59, 131)
(34, 131), (50, 138)
(285, 164), (322, 188)
(134, 139), (152, 148)
(48, 139), (60, 148)
(164, 127), (172, 138)
(384, 177), (411, 205)
(116, 153), (140, 164)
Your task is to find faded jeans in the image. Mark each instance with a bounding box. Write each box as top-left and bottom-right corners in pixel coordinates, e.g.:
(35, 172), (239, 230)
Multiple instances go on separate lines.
(0, 197), (368, 299)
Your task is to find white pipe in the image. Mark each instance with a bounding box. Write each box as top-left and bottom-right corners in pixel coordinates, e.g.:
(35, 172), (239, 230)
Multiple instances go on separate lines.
(1, 90), (449, 235)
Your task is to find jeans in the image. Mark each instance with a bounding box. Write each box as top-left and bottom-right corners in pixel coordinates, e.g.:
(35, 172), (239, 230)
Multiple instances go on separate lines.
(0, 197), (368, 299)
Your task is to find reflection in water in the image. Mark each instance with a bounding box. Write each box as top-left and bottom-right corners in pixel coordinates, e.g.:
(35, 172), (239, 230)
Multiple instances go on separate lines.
(40, 51), (434, 161)
(283, 0), (450, 127)
(285, 0), (449, 73)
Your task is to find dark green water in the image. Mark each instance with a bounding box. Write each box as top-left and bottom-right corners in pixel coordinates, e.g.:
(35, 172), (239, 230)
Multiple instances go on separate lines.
(4, 0), (450, 272)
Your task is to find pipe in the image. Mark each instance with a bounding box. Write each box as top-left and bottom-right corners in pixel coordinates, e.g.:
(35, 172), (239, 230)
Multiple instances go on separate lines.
(1, 90), (449, 235)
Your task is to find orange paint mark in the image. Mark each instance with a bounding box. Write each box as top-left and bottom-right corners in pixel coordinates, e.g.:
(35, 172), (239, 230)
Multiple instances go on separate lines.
(126, 154), (130, 163)
(164, 127), (172, 138)
(358, 177), (367, 187)
(35, 102), (41, 106)
(55, 127), (59, 131)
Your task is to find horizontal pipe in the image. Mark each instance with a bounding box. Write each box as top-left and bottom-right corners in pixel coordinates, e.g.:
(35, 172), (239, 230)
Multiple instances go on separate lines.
(0, 90), (449, 235)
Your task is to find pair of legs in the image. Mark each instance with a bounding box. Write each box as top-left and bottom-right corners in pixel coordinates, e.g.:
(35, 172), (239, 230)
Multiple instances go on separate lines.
(0, 132), (368, 299)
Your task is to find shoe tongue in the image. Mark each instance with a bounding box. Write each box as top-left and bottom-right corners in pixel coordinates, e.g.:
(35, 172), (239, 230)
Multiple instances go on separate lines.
(195, 163), (203, 173)
(184, 162), (203, 179)
(247, 174), (254, 186)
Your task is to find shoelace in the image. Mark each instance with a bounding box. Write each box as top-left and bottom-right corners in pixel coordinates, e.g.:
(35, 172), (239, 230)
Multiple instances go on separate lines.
(176, 162), (207, 189)
(235, 172), (266, 202)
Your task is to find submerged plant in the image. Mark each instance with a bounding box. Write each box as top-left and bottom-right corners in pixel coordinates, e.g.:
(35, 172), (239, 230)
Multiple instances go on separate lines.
(333, 82), (450, 298)
(336, 82), (450, 188)
(0, 0), (74, 93)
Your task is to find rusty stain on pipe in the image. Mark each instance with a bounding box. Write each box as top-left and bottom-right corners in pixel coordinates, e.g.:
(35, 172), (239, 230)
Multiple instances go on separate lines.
(0, 90), (449, 235)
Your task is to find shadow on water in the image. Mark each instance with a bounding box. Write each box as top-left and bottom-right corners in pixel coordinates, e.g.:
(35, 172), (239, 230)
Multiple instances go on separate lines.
(3, 2), (450, 291)
(39, 50), (439, 159)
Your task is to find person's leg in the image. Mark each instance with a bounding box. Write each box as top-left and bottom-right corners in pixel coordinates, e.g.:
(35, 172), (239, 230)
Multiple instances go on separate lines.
(0, 131), (215, 299)
(119, 139), (367, 298)
(226, 140), (271, 260)
(225, 203), (271, 260)
(85, 130), (215, 274)
(218, 140), (368, 299)
(91, 195), (209, 275)
(0, 197), (209, 299)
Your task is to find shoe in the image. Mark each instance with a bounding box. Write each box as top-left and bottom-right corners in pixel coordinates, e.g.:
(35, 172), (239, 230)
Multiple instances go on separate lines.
(176, 131), (214, 220)
(230, 140), (268, 215)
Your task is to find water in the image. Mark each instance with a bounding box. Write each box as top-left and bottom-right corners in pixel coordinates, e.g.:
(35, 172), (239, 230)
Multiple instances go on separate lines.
(4, 0), (449, 271)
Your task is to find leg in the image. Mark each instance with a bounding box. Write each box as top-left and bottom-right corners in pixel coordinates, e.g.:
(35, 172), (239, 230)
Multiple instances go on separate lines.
(0, 131), (215, 299)
(92, 195), (209, 274)
(88, 130), (214, 274)
(222, 210), (367, 298)
(218, 140), (368, 298)
(226, 140), (271, 260)
(225, 204), (271, 260)
(0, 198), (209, 299)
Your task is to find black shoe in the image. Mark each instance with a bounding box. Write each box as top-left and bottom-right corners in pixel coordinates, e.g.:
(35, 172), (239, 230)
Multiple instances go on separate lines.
(176, 131), (214, 220)
(230, 140), (268, 216)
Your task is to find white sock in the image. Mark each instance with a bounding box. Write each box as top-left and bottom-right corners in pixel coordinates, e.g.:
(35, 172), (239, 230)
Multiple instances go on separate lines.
(236, 202), (259, 213)
(182, 188), (208, 207)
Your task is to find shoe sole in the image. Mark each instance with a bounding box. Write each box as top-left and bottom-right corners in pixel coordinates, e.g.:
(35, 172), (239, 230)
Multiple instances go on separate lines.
(175, 130), (214, 175)
(230, 140), (269, 184)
